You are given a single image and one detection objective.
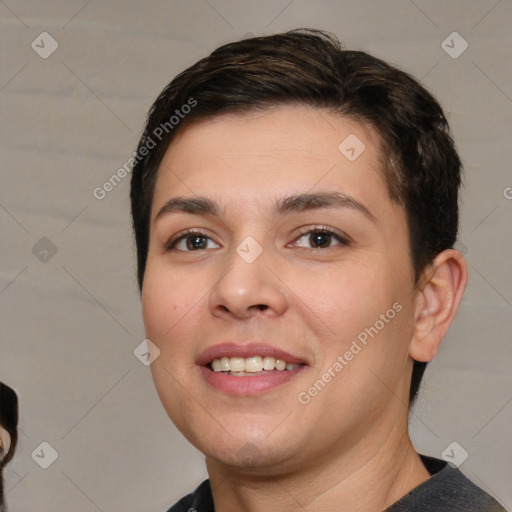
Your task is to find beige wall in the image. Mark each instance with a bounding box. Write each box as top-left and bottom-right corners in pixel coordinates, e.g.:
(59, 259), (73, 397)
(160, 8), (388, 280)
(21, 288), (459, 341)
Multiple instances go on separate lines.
(1, 1), (511, 510)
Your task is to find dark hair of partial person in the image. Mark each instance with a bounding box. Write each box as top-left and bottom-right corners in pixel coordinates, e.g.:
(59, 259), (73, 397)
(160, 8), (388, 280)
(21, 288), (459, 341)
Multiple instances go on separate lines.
(130, 28), (463, 404)
(0, 382), (18, 511)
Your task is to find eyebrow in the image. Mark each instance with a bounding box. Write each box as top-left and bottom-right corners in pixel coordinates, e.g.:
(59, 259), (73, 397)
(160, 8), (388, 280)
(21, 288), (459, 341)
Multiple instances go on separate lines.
(154, 196), (220, 223)
(275, 192), (377, 223)
(154, 192), (377, 224)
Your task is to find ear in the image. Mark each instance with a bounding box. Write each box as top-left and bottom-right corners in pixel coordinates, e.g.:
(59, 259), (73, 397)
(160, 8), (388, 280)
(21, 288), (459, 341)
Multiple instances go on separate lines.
(409, 249), (468, 362)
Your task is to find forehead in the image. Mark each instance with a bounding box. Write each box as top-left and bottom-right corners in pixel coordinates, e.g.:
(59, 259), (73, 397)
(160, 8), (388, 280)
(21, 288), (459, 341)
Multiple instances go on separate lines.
(151, 105), (392, 220)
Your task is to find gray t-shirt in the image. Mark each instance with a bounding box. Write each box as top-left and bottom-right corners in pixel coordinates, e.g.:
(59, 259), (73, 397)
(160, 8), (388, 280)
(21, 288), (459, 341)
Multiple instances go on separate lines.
(167, 455), (506, 511)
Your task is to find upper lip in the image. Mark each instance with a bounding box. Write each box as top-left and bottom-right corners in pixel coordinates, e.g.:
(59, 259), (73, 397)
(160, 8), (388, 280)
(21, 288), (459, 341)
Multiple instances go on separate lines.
(196, 342), (308, 366)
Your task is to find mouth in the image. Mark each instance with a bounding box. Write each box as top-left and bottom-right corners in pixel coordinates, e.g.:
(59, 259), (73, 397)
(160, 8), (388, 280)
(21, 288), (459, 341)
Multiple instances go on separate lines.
(197, 343), (309, 395)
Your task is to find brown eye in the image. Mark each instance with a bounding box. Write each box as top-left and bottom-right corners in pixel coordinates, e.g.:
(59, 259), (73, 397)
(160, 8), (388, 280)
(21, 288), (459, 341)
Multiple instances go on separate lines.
(167, 232), (220, 252)
(294, 229), (349, 249)
(186, 235), (208, 250)
(309, 232), (332, 248)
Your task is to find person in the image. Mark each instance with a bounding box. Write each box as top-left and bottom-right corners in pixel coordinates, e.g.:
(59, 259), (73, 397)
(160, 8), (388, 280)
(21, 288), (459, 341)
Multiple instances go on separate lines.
(0, 382), (18, 512)
(130, 29), (505, 511)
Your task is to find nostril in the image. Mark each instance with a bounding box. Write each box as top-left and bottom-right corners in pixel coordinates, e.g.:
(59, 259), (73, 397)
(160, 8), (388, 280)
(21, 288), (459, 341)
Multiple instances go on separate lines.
(213, 303), (270, 316)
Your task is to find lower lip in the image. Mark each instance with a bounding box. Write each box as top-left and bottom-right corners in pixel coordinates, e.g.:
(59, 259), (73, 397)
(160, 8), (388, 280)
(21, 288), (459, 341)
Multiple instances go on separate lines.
(199, 366), (306, 395)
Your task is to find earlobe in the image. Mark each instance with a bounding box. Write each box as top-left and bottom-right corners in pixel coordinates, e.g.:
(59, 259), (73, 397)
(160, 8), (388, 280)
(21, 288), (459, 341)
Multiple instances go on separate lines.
(409, 249), (468, 363)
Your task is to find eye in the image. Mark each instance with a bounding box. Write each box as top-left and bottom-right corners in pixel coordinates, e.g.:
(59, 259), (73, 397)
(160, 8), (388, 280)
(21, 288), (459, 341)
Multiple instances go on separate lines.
(166, 230), (220, 252)
(292, 227), (350, 249)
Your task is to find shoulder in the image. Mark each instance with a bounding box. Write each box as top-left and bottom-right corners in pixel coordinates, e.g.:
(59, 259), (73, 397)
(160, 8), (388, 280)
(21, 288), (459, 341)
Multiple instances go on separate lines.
(386, 455), (506, 511)
(166, 479), (213, 512)
(166, 457), (506, 512)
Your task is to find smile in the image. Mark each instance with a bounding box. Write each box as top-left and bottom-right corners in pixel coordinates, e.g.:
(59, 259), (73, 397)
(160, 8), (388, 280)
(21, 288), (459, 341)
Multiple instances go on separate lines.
(209, 356), (302, 375)
(197, 343), (309, 395)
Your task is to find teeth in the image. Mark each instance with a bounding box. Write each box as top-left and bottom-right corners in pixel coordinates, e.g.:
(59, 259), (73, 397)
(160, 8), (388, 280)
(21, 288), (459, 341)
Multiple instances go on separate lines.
(210, 355), (301, 373)
(229, 357), (245, 372)
(275, 359), (286, 371)
(245, 356), (263, 373)
(262, 356), (276, 370)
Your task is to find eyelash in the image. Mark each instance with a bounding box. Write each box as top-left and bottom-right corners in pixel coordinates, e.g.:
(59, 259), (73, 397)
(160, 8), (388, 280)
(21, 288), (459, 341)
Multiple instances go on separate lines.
(165, 228), (213, 251)
(165, 226), (351, 252)
(293, 226), (351, 249)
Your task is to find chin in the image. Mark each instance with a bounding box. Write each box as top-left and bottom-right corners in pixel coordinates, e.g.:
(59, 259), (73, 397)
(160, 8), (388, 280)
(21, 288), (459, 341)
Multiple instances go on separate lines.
(179, 418), (300, 469)
(205, 439), (298, 471)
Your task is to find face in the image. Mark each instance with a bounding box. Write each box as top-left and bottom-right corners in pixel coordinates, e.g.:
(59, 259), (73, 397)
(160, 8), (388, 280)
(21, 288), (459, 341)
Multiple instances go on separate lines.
(0, 426), (10, 461)
(142, 105), (419, 473)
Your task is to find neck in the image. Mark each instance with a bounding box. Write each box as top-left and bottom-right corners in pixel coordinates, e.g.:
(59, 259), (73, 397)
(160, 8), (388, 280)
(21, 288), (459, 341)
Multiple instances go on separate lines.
(206, 421), (430, 512)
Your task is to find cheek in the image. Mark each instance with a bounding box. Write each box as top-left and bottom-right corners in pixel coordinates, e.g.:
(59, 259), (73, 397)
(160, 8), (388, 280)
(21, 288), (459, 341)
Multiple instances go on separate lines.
(141, 260), (207, 345)
(288, 260), (392, 343)
(289, 258), (412, 397)
(142, 261), (207, 431)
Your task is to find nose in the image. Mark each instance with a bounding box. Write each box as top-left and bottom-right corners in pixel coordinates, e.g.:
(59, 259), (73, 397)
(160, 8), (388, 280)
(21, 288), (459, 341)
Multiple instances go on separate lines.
(208, 243), (289, 320)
